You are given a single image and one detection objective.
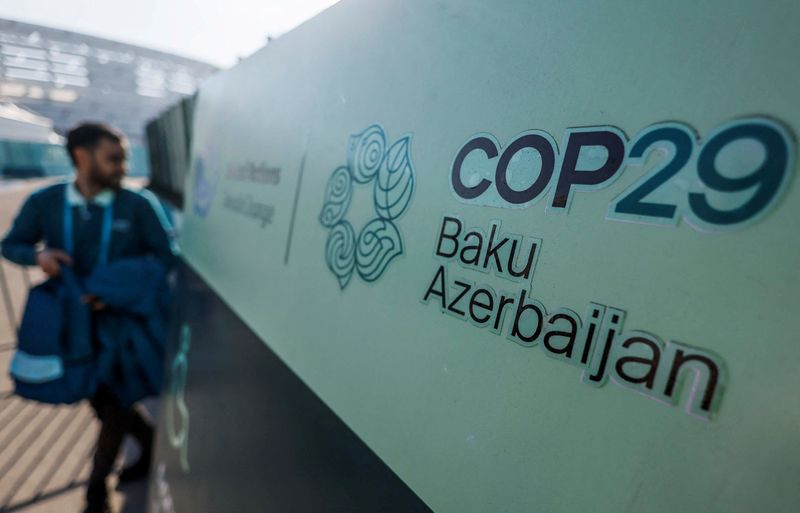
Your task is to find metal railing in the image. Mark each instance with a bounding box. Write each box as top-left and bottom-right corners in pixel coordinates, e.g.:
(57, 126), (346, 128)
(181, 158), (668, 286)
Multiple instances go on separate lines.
(0, 260), (32, 326)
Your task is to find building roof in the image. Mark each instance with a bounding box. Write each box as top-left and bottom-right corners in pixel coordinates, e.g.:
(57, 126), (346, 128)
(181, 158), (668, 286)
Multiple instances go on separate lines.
(0, 101), (61, 143)
(0, 18), (219, 144)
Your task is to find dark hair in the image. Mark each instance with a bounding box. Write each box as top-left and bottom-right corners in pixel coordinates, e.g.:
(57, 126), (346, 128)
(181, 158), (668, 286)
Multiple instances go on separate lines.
(65, 122), (125, 165)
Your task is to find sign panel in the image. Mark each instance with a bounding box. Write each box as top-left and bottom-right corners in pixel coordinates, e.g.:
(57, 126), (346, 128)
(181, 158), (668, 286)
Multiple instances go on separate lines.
(154, 1), (800, 511)
(149, 265), (431, 513)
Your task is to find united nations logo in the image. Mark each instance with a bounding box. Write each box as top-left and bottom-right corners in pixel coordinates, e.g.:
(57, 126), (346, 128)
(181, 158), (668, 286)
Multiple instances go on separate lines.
(320, 124), (416, 289)
(192, 152), (220, 218)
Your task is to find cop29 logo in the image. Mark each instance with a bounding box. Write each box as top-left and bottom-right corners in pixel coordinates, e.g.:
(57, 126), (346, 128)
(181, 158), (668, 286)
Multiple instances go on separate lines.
(320, 124), (416, 289)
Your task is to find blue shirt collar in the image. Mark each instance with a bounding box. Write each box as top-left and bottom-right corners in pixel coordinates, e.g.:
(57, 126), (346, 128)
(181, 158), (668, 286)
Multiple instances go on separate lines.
(66, 182), (115, 207)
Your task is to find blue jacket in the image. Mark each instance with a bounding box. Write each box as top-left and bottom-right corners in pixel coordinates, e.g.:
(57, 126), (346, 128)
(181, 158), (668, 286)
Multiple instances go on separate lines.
(1, 181), (178, 275)
(87, 257), (171, 407)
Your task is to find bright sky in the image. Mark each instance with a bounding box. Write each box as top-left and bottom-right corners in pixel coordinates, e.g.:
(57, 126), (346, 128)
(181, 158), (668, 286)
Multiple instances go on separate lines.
(0, 0), (340, 68)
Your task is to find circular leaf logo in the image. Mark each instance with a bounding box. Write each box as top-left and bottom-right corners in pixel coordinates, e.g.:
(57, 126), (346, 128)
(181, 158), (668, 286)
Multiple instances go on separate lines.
(320, 124), (415, 289)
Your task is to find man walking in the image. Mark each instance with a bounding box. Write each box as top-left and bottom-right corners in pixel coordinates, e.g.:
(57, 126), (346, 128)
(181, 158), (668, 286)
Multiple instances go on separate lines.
(2, 122), (178, 513)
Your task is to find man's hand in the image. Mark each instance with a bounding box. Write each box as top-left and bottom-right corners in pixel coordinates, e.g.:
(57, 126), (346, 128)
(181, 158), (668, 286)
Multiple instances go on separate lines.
(81, 294), (107, 311)
(36, 249), (72, 277)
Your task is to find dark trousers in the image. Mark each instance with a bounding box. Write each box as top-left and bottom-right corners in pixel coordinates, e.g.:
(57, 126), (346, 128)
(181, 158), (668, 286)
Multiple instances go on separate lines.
(87, 386), (154, 498)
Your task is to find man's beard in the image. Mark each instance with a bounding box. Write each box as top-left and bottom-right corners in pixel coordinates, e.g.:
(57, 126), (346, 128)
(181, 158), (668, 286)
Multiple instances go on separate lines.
(88, 161), (122, 190)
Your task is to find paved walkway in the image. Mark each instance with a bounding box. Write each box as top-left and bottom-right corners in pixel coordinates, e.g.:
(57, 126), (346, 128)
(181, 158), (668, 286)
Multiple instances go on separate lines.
(0, 179), (148, 513)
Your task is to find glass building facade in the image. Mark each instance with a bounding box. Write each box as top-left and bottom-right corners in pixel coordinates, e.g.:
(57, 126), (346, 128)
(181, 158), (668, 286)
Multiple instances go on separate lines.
(0, 18), (218, 147)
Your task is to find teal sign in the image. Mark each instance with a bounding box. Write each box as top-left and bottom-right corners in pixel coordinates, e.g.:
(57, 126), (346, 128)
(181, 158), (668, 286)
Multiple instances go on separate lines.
(173, 1), (800, 511)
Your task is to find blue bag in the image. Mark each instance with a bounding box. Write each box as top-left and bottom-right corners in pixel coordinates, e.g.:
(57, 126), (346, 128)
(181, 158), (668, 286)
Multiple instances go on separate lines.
(9, 193), (112, 404)
(10, 269), (96, 404)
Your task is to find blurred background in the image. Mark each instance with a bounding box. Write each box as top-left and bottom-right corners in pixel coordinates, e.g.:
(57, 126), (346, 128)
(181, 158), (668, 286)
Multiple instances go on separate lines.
(0, 0), (338, 181)
(0, 3), (337, 512)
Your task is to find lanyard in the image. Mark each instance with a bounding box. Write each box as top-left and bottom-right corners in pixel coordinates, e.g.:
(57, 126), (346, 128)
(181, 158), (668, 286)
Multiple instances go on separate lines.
(63, 192), (113, 267)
